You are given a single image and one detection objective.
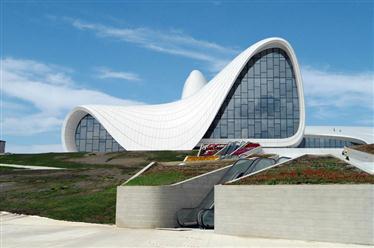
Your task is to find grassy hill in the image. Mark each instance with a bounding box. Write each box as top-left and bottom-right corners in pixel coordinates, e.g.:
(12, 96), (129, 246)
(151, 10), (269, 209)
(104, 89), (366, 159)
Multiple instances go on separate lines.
(0, 151), (195, 224)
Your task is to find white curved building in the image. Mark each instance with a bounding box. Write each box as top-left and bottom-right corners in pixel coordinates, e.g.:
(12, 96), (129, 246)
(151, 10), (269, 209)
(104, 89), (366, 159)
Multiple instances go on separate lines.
(181, 70), (207, 99)
(62, 38), (372, 152)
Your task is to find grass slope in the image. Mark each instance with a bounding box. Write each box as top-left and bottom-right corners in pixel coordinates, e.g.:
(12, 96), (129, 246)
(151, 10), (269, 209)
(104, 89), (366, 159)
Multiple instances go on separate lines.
(0, 167), (135, 223)
(126, 171), (188, 186)
(0, 151), (195, 223)
(0, 151), (197, 169)
(0, 153), (92, 169)
(109, 150), (197, 162)
(231, 155), (374, 185)
(127, 160), (234, 186)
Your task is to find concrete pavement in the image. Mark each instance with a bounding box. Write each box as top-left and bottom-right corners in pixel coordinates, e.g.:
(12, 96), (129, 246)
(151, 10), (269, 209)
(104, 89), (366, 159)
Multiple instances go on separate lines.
(1, 212), (368, 248)
(0, 163), (62, 170)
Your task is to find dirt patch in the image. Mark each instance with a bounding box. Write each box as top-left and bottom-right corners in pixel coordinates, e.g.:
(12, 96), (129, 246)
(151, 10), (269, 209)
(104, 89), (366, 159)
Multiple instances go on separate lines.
(66, 152), (145, 166)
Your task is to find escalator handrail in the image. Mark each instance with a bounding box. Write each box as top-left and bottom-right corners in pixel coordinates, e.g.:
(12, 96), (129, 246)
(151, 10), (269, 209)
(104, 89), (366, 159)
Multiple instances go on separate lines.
(245, 157), (276, 174)
(197, 208), (214, 229)
(176, 207), (200, 227)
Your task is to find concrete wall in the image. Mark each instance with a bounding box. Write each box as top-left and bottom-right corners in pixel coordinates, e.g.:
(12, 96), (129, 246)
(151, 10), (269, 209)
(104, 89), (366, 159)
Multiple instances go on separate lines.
(342, 147), (374, 174)
(346, 147), (374, 163)
(116, 165), (230, 228)
(215, 185), (374, 245)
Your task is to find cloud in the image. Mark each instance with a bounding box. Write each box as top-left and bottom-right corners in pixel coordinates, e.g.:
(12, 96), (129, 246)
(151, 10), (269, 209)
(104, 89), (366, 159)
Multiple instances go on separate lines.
(302, 66), (374, 122)
(3, 113), (62, 136)
(1, 57), (142, 136)
(3, 57), (74, 86)
(2, 101), (27, 111)
(96, 67), (141, 81)
(69, 19), (238, 72)
(302, 66), (374, 107)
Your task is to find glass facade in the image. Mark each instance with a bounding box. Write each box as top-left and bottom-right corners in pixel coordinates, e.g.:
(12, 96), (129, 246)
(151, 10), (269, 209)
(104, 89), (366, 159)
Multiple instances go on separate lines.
(204, 48), (299, 139)
(297, 136), (365, 148)
(75, 114), (125, 152)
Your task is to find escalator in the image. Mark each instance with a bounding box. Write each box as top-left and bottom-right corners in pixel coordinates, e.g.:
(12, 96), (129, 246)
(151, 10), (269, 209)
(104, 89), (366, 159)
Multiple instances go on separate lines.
(176, 157), (285, 228)
(197, 157), (278, 228)
(177, 158), (277, 228)
(176, 158), (258, 227)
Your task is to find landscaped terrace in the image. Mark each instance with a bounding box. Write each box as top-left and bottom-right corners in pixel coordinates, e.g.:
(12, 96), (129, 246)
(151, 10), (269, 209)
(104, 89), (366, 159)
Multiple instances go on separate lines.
(229, 155), (374, 185)
(126, 160), (235, 186)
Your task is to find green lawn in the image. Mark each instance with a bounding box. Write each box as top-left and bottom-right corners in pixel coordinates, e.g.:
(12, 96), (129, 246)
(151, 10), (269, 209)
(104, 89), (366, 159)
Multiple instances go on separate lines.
(0, 168), (130, 223)
(0, 151), (198, 169)
(0, 153), (92, 169)
(126, 160), (234, 186)
(126, 171), (188, 186)
(0, 150), (196, 223)
(230, 155), (374, 185)
(108, 150), (198, 162)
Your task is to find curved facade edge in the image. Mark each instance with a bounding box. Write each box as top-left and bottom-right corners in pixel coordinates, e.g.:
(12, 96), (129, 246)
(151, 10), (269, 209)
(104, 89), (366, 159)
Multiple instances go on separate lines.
(62, 107), (89, 152)
(201, 38), (306, 147)
(62, 37), (306, 151)
(304, 126), (374, 144)
(62, 105), (131, 152)
(303, 134), (367, 145)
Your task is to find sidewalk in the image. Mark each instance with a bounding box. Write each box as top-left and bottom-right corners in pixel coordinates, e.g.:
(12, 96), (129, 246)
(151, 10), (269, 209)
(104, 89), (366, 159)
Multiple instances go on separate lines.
(0, 163), (62, 170)
(1, 212), (367, 248)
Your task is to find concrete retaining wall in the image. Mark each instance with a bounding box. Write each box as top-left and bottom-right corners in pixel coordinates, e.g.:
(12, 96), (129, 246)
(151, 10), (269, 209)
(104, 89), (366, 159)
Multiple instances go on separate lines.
(215, 184), (374, 245)
(116, 165), (230, 228)
(346, 147), (374, 163)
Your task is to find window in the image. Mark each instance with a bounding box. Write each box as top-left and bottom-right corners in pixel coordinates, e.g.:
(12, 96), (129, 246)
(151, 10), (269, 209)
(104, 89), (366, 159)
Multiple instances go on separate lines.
(204, 48), (300, 139)
(297, 136), (365, 148)
(75, 114), (125, 152)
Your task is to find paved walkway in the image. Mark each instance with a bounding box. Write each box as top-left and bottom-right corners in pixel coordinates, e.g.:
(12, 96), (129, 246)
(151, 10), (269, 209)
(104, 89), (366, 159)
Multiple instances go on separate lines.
(0, 163), (62, 170)
(1, 212), (367, 248)
(331, 153), (374, 174)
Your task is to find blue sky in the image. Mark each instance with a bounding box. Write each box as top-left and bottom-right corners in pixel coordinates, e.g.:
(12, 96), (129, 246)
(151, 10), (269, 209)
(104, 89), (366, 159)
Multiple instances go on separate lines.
(1, 1), (373, 153)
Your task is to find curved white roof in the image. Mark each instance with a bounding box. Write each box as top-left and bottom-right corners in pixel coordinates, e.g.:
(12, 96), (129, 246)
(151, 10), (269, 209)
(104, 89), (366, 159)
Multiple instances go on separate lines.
(304, 126), (374, 144)
(62, 37), (305, 151)
(181, 70), (207, 99)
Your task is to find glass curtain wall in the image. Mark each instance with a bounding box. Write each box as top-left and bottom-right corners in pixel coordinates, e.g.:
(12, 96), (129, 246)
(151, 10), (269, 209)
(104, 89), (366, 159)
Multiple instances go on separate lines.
(75, 114), (125, 152)
(203, 48), (300, 140)
(297, 136), (365, 148)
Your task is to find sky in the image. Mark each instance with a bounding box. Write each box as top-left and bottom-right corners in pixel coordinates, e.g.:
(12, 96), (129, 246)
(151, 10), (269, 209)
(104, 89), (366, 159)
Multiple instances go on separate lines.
(1, 0), (373, 153)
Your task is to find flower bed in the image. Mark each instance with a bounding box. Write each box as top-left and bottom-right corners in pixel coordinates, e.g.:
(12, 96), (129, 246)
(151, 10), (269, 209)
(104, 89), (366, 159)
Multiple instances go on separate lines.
(230, 155), (374, 185)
